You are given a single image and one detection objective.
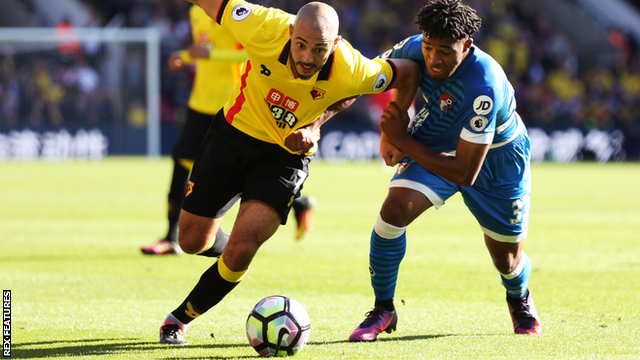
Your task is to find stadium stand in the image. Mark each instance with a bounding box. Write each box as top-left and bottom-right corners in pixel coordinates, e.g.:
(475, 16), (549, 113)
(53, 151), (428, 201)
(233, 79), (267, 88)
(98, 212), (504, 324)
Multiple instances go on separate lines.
(1, 0), (639, 160)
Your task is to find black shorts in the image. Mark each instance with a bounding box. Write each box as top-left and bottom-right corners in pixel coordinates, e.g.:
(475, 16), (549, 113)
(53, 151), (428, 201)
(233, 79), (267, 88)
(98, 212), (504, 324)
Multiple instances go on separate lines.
(182, 110), (313, 225)
(172, 107), (217, 160)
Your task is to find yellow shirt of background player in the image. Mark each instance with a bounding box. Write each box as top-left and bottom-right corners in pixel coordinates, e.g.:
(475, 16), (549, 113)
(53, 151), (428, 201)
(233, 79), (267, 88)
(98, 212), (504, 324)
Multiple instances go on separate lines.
(215, 0), (398, 154)
(180, 5), (246, 114)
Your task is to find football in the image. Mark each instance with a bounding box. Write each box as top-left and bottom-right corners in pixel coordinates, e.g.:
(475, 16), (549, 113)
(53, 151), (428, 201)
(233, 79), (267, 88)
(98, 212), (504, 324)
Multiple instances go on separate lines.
(246, 295), (311, 357)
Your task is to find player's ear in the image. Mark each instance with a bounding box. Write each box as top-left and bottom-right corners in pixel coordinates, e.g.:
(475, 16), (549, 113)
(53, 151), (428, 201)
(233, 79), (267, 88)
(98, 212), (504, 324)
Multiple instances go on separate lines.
(289, 24), (294, 39)
(332, 35), (341, 50)
(464, 38), (473, 50)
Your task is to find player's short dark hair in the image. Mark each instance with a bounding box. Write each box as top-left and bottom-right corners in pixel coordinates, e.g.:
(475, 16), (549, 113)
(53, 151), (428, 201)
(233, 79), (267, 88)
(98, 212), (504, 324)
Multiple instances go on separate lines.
(415, 0), (482, 40)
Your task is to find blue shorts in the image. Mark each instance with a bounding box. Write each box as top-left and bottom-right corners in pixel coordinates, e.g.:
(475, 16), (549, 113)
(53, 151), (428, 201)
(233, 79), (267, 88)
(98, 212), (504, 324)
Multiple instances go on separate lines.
(390, 131), (531, 243)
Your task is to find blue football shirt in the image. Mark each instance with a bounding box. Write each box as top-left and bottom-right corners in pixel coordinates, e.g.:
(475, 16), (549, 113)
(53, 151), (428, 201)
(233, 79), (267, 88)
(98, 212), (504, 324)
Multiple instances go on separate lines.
(381, 35), (524, 154)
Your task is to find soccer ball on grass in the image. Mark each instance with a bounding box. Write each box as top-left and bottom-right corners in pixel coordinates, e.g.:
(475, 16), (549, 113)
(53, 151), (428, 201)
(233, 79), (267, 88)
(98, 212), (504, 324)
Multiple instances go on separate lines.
(246, 295), (311, 357)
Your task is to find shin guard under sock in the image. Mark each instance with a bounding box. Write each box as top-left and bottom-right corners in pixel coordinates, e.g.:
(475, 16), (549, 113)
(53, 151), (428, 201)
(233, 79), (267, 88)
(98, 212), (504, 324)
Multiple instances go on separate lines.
(501, 252), (531, 299)
(369, 214), (407, 302)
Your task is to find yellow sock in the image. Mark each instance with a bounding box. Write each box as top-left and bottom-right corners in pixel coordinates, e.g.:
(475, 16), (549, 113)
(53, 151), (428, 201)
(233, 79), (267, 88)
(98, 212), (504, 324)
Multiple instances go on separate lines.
(218, 256), (249, 283)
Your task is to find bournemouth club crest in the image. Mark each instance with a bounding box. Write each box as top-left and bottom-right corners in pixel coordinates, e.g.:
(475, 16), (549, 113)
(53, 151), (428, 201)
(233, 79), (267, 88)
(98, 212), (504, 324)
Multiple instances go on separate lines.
(439, 91), (456, 112)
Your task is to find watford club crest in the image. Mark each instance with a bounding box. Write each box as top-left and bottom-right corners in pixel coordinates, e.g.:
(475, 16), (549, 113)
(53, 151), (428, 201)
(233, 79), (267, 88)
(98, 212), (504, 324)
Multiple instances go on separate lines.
(439, 91), (456, 112)
(185, 180), (194, 197)
(310, 87), (325, 100)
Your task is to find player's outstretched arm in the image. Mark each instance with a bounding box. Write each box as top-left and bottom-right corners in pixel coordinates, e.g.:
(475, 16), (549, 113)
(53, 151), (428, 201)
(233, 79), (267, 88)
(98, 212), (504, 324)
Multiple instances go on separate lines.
(312, 95), (360, 132)
(284, 96), (359, 154)
(185, 0), (224, 21)
(186, 44), (248, 62)
(387, 59), (420, 112)
(376, 59), (418, 166)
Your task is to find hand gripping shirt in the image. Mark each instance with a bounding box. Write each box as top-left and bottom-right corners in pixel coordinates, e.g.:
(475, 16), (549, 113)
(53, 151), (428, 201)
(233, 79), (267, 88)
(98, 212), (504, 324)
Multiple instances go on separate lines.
(183, 5), (245, 114)
(381, 35), (524, 154)
(214, 0), (398, 153)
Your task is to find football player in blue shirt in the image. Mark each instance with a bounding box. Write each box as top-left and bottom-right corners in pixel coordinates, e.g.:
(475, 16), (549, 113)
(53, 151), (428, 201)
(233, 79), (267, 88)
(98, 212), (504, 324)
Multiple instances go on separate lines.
(349, 0), (541, 341)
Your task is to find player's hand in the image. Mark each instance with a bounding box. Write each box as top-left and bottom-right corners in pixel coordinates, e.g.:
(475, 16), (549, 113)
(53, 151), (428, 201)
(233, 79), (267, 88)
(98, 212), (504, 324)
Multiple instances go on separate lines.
(285, 128), (316, 154)
(380, 134), (404, 166)
(380, 101), (411, 146)
(168, 53), (184, 72)
(188, 44), (210, 59)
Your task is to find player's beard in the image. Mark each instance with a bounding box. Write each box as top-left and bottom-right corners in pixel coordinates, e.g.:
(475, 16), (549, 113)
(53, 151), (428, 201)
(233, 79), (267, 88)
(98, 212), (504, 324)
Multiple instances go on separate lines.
(295, 62), (318, 80)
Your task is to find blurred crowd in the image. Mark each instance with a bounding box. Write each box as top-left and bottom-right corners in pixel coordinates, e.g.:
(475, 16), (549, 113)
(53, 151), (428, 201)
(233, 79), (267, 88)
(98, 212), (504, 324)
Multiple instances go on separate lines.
(1, 0), (639, 158)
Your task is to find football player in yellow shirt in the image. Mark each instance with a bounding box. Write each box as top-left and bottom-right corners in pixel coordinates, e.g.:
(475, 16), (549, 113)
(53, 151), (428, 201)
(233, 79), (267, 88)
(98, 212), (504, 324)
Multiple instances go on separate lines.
(158, 0), (420, 344)
(140, 5), (315, 256)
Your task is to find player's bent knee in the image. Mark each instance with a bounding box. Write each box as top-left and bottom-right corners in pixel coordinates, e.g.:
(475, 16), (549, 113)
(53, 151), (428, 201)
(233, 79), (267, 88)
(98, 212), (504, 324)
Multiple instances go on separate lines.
(380, 201), (412, 227)
(177, 230), (207, 254)
(493, 258), (515, 274)
(178, 237), (202, 254)
(178, 210), (218, 254)
(490, 249), (521, 274)
(381, 188), (431, 227)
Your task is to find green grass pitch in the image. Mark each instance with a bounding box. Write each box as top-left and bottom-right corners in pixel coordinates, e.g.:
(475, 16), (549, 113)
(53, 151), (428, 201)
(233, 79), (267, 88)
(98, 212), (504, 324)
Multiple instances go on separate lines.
(1, 158), (639, 359)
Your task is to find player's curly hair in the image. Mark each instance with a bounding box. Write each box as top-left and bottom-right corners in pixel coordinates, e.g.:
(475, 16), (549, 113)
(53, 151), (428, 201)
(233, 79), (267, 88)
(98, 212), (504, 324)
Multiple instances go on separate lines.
(415, 0), (482, 40)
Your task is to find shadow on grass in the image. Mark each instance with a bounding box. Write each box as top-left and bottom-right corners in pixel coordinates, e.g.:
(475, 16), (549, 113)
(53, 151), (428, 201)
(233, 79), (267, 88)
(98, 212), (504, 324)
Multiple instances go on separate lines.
(158, 335), (461, 359)
(11, 338), (250, 359)
(0, 253), (146, 263)
(12, 333), (500, 359)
